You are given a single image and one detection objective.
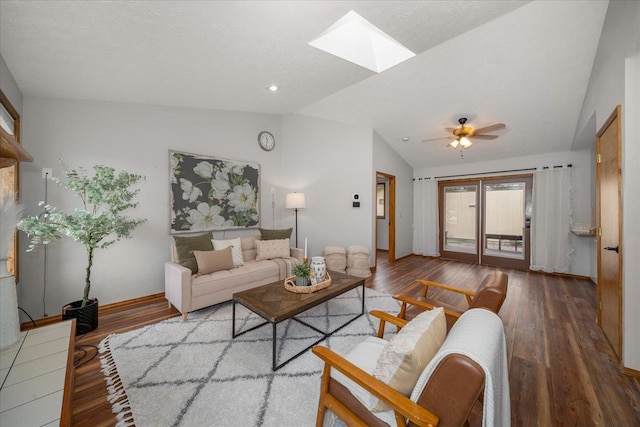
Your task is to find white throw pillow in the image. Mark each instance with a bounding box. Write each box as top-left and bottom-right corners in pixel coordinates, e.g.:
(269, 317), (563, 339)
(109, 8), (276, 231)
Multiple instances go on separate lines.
(371, 307), (446, 412)
(255, 238), (290, 261)
(212, 238), (244, 267)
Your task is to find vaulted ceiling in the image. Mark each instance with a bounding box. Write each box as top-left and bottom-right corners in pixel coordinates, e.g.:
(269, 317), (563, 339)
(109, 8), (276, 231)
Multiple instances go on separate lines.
(0, 0), (609, 168)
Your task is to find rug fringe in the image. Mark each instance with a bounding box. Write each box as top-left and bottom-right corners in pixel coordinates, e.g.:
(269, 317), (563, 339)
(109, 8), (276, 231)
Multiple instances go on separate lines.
(99, 335), (135, 425)
(115, 411), (136, 427)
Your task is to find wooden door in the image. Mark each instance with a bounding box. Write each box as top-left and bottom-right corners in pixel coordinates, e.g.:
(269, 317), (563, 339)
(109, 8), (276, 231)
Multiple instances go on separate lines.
(596, 105), (623, 359)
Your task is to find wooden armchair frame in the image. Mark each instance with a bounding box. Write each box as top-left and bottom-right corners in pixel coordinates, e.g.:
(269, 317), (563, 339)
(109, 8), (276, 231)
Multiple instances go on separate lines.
(312, 346), (440, 427)
(369, 309), (408, 338)
(312, 340), (486, 427)
(391, 272), (509, 330)
(398, 279), (474, 318)
(311, 274), (506, 427)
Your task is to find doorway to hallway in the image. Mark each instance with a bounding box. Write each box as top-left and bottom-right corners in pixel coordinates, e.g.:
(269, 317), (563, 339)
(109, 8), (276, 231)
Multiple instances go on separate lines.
(375, 172), (395, 266)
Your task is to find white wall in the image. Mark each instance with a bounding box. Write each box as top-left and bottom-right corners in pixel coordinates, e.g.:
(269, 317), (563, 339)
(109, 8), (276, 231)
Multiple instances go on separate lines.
(281, 114), (373, 261)
(0, 54), (22, 114)
(17, 98), (383, 321)
(575, 0), (640, 371)
(414, 149), (595, 277)
(623, 53), (640, 374)
(373, 131), (414, 260)
(19, 96), (284, 318)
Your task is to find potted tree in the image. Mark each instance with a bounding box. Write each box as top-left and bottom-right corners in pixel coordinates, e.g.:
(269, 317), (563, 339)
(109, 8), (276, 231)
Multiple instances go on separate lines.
(17, 164), (146, 335)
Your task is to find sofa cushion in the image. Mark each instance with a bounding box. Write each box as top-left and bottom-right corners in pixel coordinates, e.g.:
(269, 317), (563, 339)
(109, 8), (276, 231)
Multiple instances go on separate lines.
(193, 247), (235, 275)
(240, 235), (259, 262)
(174, 233), (213, 273)
(212, 237), (244, 266)
(371, 307), (446, 412)
(191, 259), (281, 297)
(256, 238), (290, 261)
(259, 228), (292, 240)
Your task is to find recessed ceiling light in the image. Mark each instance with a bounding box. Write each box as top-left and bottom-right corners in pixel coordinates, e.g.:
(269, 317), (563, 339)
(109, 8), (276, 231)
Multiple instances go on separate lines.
(267, 85), (279, 92)
(309, 10), (415, 73)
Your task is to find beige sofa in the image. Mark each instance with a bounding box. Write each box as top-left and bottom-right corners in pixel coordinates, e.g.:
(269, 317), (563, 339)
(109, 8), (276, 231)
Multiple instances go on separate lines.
(165, 235), (303, 320)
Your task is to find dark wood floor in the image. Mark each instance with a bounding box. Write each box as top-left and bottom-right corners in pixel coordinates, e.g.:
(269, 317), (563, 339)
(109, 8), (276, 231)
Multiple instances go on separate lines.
(71, 253), (640, 426)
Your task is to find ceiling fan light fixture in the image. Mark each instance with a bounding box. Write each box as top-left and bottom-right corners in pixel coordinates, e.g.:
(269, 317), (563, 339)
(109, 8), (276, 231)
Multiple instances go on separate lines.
(449, 138), (459, 149)
(460, 136), (472, 148)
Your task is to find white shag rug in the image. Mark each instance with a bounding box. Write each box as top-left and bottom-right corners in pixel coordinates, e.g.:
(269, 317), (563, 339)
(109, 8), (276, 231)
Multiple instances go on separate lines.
(99, 287), (399, 427)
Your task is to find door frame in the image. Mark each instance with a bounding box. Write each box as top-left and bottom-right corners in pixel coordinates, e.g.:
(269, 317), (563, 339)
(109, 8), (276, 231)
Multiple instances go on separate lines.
(438, 174), (532, 269)
(375, 172), (395, 264)
(596, 104), (623, 359)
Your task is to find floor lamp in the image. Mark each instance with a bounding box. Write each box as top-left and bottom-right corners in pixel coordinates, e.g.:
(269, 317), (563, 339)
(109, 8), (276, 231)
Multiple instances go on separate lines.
(285, 192), (306, 248)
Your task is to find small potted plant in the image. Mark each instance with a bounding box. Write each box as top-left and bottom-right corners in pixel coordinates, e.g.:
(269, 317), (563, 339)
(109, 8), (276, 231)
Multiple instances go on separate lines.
(292, 262), (311, 286)
(17, 163), (146, 335)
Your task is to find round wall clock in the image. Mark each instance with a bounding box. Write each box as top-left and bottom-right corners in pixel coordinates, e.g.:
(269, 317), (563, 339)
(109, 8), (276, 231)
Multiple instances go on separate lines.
(258, 131), (275, 151)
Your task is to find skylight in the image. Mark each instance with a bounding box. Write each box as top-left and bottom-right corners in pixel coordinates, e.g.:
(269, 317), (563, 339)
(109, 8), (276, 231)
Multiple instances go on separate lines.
(308, 10), (415, 73)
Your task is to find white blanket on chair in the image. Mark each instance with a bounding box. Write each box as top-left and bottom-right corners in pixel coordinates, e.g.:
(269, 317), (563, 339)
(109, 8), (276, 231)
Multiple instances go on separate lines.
(410, 308), (511, 427)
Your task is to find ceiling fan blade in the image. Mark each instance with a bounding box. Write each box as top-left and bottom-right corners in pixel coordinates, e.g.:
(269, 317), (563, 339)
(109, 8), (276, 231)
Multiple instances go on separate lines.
(473, 123), (506, 134)
(421, 136), (452, 143)
(445, 127), (456, 133)
(471, 134), (499, 140)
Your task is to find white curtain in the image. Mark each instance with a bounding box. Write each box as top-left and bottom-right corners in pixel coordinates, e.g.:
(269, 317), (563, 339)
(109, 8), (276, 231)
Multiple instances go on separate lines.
(413, 178), (440, 256)
(530, 167), (573, 273)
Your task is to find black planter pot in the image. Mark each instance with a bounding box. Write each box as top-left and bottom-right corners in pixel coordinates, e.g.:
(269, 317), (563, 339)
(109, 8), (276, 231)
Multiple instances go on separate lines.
(62, 298), (99, 336)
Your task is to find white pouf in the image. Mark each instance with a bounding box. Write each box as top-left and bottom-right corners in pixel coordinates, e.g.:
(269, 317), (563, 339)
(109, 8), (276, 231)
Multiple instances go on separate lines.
(323, 246), (347, 273)
(347, 245), (371, 278)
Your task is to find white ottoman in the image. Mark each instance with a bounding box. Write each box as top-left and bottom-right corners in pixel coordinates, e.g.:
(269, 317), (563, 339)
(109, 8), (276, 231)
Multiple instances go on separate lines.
(347, 245), (371, 277)
(322, 246), (347, 273)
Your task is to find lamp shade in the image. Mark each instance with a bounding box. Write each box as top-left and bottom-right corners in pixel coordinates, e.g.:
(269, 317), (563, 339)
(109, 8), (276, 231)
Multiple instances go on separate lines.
(285, 192), (306, 209)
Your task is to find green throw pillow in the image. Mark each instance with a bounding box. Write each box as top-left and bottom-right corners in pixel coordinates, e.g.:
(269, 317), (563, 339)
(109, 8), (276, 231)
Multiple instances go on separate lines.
(259, 228), (293, 240)
(174, 233), (213, 273)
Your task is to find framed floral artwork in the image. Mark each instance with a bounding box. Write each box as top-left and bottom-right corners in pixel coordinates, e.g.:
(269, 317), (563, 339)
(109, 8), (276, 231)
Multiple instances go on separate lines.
(169, 150), (260, 233)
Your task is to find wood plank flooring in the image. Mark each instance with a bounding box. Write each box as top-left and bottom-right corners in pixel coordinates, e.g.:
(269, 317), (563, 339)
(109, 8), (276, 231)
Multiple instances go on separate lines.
(71, 254), (640, 426)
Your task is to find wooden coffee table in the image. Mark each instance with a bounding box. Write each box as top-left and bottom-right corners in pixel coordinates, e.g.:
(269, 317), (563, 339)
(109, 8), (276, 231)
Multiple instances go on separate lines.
(232, 271), (365, 371)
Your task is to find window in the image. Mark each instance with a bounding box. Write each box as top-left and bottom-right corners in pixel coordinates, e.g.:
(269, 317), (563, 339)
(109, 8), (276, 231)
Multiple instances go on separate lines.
(0, 102), (15, 135)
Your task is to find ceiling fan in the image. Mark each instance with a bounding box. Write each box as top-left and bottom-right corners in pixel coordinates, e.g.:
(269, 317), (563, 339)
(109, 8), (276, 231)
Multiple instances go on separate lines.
(423, 117), (506, 151)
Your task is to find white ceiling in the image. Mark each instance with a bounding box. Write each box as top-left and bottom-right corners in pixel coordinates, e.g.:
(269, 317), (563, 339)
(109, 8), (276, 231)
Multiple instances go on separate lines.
(0, 0), (609, 169)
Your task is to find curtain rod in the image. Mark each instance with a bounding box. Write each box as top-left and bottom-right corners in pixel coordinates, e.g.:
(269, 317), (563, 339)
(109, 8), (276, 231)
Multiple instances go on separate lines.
(413, 164), (572, 181)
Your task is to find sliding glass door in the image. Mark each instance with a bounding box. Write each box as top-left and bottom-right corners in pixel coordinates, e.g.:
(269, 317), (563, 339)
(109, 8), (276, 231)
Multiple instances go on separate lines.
(481, 176), (532, 269)
(439, 175), (532, 269)
(440, 183), (480, 263)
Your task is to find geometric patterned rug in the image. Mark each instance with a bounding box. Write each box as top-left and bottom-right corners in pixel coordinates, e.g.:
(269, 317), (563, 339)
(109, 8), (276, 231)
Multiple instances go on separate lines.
(99, 287), (399, 427)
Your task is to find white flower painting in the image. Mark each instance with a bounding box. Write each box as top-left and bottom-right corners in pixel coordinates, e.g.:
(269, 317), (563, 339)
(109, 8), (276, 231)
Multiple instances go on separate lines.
(169, 151), (260, 233)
